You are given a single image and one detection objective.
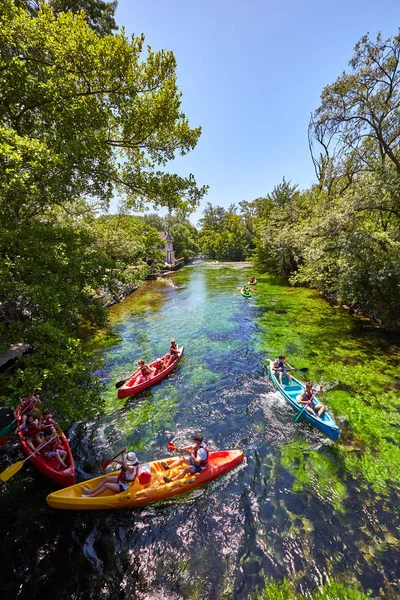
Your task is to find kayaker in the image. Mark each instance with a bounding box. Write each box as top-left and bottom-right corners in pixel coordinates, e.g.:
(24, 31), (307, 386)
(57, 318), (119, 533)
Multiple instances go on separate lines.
(164, 339), (179, 367)
(297, 382), (325, 417)
(153, 358), (164, 375)
(249, 277), (255, 284)
(162, 433), (209, 484)
(82, 451), (139, 498)
(136, 359), (152, 383)
(40, 411), (57, 436)
(38, 429), (68, 471)
(14, 393), (41, 425)
(18, 413), (42, 451)
(272, 355), (294, 385)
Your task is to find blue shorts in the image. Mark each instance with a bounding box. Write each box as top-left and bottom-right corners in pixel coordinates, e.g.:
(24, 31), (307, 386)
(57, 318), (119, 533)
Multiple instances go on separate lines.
(189, 456), (202, 473)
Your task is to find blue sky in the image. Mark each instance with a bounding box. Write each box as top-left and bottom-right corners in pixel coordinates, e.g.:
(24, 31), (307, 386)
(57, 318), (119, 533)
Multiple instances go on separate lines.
(115, 0), (400, 225)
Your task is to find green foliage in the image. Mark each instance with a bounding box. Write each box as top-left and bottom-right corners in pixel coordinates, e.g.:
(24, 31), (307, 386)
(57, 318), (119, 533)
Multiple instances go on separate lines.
(15, 0), (118, 36)
(198, 202), (253, 260)
(257, 578), (375, 600)
(0, 1), (206, 419)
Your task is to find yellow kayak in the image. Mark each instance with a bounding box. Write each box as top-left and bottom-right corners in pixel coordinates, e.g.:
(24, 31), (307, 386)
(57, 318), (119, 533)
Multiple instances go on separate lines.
(46, 449), (244, 510)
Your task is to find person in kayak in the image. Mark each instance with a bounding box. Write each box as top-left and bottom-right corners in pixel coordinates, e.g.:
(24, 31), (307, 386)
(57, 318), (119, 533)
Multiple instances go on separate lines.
(164, 339), (179, 367)
(136, 359), (152, 383)
(82, 451), (139, 497)
(249, 277), (255, 284)
(38, 429), (68, 471)
(162, 433), (209, 484)
(14, 393), (41, 425)
(272, 355), (295, 385)
(297, 382), (325, 417)
(153, 358), (164, 375)
(18, 413), (42, 451)
(39, 411), (57, 436)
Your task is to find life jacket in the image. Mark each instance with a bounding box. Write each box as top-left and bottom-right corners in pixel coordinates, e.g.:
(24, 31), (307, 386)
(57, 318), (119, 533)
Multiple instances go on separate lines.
(118, 464), (138, 484)
(41, 437), (58, 453)
(276, 360), (285, 369)
(141, 366), (149, 375)
(155, 360), (163, 369)
(24, 421), (39, 437)
(170, 345), (178, 355)
(21, 396), (36, 413)
(302, 389), (313, 402)
(194, 442), (209, 468)
(42, 417), (56, 432)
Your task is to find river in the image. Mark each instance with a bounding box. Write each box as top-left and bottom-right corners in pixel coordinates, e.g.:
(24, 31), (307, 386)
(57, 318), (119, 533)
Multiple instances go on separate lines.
(0, 262), (399, 599)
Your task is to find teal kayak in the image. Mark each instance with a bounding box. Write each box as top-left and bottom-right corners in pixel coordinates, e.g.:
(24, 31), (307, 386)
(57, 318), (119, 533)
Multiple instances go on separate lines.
(241, 289), (252, 298)
(268, 360), (339, 440)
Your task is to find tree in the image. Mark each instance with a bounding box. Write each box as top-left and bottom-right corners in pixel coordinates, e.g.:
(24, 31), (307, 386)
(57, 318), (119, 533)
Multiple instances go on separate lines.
(15, 0), (118, 36)
(0, 1), (206, 416)
(309, 31), (400, 193)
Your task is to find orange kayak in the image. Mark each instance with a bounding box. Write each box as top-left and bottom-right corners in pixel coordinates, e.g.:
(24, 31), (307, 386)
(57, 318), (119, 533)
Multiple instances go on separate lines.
(46, 449), (244, 510)
(117, 347), (184, 399)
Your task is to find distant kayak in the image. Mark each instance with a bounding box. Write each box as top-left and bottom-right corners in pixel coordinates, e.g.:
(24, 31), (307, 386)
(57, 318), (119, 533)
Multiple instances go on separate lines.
(117, 347), (184, 399)
(16, 407), (75, 487)
(248, 279), (257, 285)
(46, 449), (244, 510)
(241, 288), (252, 297)
(268, 360), (339, 440)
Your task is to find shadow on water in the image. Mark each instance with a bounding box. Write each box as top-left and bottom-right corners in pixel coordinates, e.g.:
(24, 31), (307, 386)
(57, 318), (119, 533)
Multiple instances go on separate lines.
(0, 264), (399, 599)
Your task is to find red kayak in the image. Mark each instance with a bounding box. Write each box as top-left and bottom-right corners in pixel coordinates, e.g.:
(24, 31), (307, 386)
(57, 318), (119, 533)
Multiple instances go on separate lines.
(16, 408), (76, 487)
(117, 347), (184, 400)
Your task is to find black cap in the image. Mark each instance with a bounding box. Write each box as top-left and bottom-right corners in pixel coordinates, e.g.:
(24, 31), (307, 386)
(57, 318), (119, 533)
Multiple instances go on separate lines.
(193, 433), (203, 442)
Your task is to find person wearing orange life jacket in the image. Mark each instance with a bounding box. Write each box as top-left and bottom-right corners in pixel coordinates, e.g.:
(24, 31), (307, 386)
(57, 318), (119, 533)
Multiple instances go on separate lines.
(18, 413), (42, 451)
(40, 411), (57, 436)
(82, 451), (139, 497)
(14, 393), (41, 425)
(153, 358), (164, 375)
(296, 381), (325, 418)
(38, 429), (68, 470)
(162, 433), (209, 483)
(136, 359), (152, 383)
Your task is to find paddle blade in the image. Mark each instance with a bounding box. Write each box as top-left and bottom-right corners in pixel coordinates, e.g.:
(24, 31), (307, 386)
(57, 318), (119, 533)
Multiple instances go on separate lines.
(294, 408), (305, 423)
(115, 378), (127, 389)
(0, 423), (12, 439)
(0, 434), (11, 447)
(101, 459), (112, 471)
(0, 460), (25, 482)
(168, 442), (176, 452)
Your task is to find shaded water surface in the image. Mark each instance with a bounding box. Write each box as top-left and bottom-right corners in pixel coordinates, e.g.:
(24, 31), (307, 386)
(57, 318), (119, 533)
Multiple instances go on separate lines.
(0, 263), (399, 599)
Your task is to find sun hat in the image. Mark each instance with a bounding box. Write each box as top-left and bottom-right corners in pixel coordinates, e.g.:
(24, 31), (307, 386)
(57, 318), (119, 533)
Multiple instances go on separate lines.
(193, 433), (203, 442)
(126, 451), (139, 464)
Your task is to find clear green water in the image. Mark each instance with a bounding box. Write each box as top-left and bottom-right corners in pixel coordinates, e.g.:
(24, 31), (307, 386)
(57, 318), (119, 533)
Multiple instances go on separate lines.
(0, 262), (399, 599)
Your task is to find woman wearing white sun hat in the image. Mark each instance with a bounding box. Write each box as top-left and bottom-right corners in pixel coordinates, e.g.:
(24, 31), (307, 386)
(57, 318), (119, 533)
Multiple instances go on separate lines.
(82, 451), (139, 497)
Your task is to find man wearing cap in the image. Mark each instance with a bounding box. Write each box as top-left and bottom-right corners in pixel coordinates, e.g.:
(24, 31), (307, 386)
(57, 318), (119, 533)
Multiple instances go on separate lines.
(162, 434), (209, 484)
(82, 451), (139, 497)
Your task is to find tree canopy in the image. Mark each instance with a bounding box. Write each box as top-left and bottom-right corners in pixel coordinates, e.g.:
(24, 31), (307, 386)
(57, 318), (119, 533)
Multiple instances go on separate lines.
(0, 0), (206, 418)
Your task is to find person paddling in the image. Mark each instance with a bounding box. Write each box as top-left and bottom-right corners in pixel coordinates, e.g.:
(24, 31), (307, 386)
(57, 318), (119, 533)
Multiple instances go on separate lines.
(162, 433), (209, 484)
(272, 355), (295, 385)
(82, 451), (139, 497)
(297, 382), (325, 417)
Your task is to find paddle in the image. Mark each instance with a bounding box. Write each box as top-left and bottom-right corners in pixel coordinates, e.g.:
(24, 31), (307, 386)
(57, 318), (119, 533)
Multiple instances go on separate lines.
(101, 448), (126, 471)
(294, 404), (309, 422)
(167, 441), (177, 452)
(0, 403), (35, 446)
(0, 435), (57, 482)
(115, 375), (134, 389)
(0, 402), (34, 438)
